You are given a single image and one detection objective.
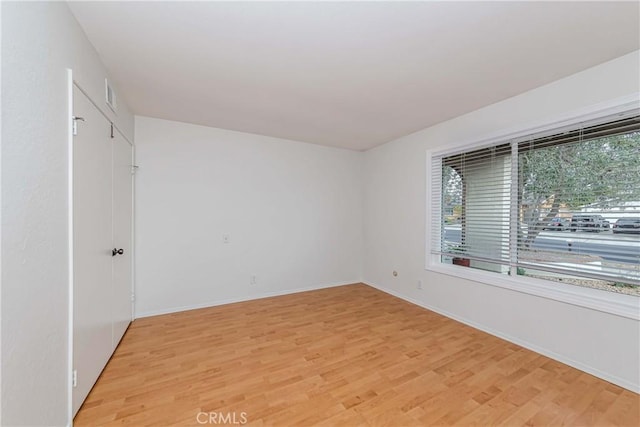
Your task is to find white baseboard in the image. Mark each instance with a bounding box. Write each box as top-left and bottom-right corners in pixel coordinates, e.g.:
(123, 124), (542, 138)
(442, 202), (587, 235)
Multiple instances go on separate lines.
(135, 280), (360, 319)
(363, 281), (639, 393)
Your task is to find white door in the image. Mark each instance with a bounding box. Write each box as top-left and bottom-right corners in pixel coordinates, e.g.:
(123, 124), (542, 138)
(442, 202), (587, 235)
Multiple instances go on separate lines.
(112, 129), (133, 346)
(72, 86), (114, 415)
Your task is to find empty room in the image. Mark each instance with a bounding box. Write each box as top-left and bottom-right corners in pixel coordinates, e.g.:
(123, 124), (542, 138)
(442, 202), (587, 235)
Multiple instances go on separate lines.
(2, 1), (640, 426)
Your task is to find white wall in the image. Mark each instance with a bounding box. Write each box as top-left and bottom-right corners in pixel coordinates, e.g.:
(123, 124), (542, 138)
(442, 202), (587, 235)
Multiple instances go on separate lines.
(363, 51), (640, 391)
(1, 2), (134, 425)
(134, 117), (363, 317)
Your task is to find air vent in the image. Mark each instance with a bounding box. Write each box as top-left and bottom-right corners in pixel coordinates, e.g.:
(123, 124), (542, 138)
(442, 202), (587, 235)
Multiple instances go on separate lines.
(105, 79), (117, 113)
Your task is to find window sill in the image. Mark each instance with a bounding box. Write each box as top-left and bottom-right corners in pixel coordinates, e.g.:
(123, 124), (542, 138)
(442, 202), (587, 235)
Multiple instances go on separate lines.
(426, 263), (640, 320)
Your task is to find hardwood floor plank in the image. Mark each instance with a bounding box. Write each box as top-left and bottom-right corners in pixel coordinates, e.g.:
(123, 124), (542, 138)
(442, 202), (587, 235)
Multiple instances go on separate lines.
(74, 283), (639, 426)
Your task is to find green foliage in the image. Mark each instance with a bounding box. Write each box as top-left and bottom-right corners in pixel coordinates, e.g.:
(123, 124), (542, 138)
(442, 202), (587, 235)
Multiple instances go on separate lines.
(613, 282), (637, 289)
(445, 242), (466, 255)
(443, 166), (463, 206)
(519, 131), (640, 246)
(521, 133), (640, 209)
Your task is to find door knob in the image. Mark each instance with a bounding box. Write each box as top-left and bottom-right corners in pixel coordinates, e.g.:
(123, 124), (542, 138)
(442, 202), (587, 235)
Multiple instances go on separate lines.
(112, 248), (124, 256)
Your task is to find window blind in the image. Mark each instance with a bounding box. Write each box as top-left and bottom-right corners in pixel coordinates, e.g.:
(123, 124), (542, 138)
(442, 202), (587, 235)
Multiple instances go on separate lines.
(431, 110), (640, 288)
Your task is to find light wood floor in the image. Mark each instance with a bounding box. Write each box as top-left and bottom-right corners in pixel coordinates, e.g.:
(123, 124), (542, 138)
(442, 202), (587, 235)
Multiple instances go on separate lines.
(75, 283), (639, 426)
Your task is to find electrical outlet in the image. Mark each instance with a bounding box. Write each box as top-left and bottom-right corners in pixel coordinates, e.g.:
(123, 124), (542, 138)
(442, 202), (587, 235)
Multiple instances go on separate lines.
(250, 275), (257, 285)
(222, 234), (230, 244)
(417, 280), (423, 290)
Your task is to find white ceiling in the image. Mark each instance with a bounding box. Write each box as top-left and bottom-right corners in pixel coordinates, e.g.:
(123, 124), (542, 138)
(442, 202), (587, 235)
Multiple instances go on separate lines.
(68, 1), (639, 151)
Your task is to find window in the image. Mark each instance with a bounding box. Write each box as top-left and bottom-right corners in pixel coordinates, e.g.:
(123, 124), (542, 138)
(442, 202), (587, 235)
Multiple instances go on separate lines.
(430, 109), (640, 297)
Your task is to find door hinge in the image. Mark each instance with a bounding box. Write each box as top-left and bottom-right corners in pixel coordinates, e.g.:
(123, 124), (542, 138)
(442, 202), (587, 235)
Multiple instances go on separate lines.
(72, 116), (85, 136)
(131, 293), (135, 302)
(110, 123), (114, 139)
(72, 369), (78, 388)
(131, 165), (139, 175)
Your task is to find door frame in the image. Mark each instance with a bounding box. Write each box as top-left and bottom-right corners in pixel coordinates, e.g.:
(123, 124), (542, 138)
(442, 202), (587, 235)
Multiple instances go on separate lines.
(66, 68), (74, 426)
(67, 70), (135, 424)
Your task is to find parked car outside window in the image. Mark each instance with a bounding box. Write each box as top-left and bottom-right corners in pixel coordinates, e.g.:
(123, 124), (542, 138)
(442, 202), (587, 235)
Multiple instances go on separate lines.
(613, 217), (640, 234)
(544, 217), (570, 231)
(570, 214), (610, 232)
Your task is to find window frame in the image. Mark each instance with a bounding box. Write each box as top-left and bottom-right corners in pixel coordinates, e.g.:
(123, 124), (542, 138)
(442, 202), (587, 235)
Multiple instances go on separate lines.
(425, 95), (640, 320)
